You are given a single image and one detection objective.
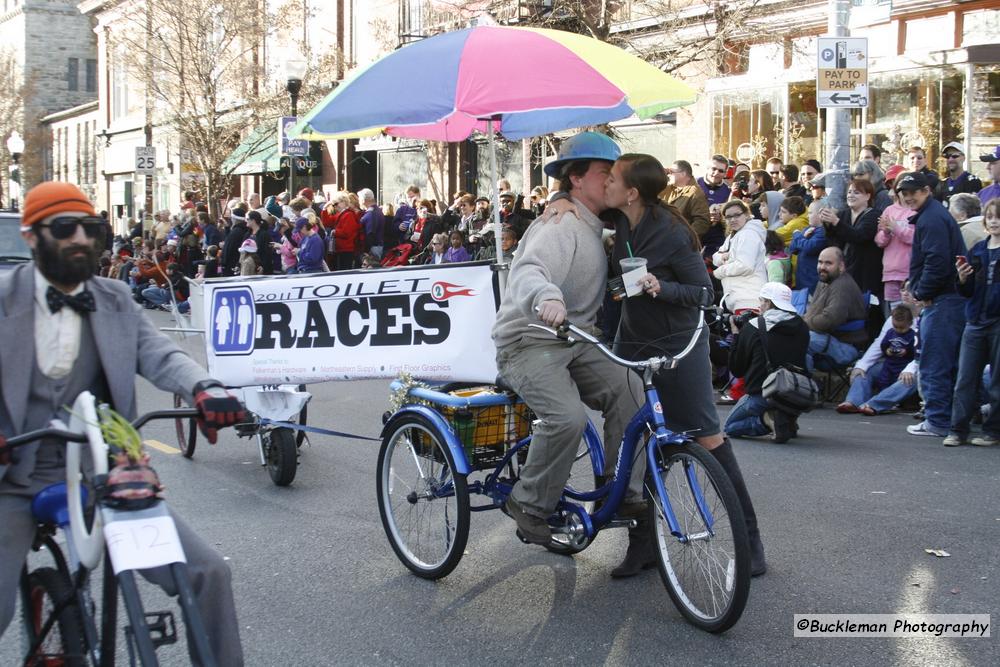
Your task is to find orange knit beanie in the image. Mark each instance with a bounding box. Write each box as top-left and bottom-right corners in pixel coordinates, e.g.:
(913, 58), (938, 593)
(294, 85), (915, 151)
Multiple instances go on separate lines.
(20, 182), (96, 231)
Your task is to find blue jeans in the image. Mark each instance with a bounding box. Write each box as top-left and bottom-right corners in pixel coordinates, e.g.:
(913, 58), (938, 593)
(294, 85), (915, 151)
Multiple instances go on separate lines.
(919, 295), (966, 431)
(807, 331), (861, 371)
(949, 320), (1000, 437)
(844, 361), (916, 410)
(724, 393), (770, 437)
(141, 286), (189, 313)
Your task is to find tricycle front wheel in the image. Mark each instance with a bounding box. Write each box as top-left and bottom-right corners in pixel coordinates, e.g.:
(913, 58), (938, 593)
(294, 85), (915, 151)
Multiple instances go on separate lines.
(377, 414), (469, 579)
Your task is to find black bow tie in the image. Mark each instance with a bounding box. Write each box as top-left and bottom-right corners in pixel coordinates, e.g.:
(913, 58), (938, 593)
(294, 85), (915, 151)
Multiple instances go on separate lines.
(46, 286), (96, 314)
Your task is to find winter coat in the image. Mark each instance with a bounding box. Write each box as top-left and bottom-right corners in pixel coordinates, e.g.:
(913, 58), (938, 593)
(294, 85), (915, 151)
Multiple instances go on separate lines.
(443, 246), (471, 263)
(729, 309), (810, 394)
(908, 196), (967, 302)
(957, 238), (1000, 324)
(296, 233), (325, 272)
(661, 183), (711, 237)
(826, 207), (883, 299)
(874, 204), (915, 283)
(712, 217), (767, 311)
(278, 237), (297, 271)
(332, 209), (364, 253)
(788, 226), (827, 294)
(220, 222), (250, 275)
(762, 191), (786, 230)
(957, 215), (987, 251)
(804, 272), (868, 346)
(774, 212), (809, 245)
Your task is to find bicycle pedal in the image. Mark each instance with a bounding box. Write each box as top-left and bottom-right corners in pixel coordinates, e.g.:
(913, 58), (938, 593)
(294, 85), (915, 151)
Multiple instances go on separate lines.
(604, 519), (638, 530)
(140, 610), (177, 647)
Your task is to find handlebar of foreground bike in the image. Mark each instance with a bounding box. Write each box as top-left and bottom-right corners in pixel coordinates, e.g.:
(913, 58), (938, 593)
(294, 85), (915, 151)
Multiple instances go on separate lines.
(529, 306), (709, 374)
(4, 408), (201, 450)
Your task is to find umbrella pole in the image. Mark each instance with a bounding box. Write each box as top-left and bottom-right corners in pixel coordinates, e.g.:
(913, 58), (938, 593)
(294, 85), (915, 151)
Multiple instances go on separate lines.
(487, 119), (507, 293)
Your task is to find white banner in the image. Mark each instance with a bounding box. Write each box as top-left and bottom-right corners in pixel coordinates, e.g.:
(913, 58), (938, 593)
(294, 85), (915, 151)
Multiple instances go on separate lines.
(202, 262), (500, 386)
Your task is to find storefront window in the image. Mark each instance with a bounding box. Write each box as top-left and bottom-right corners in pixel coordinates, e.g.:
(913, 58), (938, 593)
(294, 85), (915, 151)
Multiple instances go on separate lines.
(787, 82), (821, 165)
(863, 67), (965, 170)
(711, 86), (784, 168)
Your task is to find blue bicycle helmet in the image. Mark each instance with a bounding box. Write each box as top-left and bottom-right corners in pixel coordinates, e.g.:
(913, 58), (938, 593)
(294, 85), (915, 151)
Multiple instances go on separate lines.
(543, 131), (622, 178)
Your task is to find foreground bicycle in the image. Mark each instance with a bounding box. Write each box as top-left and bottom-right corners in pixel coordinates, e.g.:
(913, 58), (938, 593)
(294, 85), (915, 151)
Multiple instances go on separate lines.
(377, 311), (751, 633)
(8, 391), (217, 666)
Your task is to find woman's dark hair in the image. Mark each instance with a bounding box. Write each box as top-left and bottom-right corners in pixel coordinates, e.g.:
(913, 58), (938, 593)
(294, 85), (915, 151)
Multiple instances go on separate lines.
(749, 170), (774, 192)
(765, 231), (784, 254)
(782, 196), (806, 216)
(849, 177), (875, 199)
(617, 153), (668, 205)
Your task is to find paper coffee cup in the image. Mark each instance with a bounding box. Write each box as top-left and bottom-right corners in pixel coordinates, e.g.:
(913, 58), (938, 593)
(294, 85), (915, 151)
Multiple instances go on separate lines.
(620, 257), (647, 297)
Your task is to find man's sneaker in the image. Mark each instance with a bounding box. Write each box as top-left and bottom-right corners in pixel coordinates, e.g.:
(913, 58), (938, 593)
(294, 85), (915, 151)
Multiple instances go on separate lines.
(716, 393), (737, 405)
(503, 497), (551, 545)
(970, 434), (999, 447)
(907, 421), (946, 437)
(942, 434), (966, 447)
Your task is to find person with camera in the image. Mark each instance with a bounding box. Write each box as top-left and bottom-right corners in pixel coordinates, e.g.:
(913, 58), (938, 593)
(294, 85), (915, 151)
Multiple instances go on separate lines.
(726, 282), (810, 443)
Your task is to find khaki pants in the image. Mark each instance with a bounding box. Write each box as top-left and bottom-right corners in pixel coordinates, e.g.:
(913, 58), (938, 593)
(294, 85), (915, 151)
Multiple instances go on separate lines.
(497, 337), (645, 518)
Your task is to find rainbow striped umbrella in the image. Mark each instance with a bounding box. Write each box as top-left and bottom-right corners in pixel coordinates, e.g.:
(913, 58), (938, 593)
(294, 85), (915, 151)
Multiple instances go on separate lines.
(289, 25), (696, 142)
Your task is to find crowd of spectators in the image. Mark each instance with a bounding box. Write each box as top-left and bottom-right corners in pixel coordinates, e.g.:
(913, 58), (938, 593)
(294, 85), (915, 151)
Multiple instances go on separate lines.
(95, 139), (1000, 450)
(692, 142), (1000, 447)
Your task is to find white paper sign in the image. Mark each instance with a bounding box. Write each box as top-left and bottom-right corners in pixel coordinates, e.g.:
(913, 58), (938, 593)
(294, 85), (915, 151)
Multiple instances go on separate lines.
(622, 266), (647, 297)
(202, 262), (500, 386)
(103, 515), (187, 574)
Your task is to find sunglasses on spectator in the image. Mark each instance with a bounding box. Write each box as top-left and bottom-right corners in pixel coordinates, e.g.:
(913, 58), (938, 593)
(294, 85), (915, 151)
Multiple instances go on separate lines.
(768, 171), (781, 176)
(37, 216), (105, 240)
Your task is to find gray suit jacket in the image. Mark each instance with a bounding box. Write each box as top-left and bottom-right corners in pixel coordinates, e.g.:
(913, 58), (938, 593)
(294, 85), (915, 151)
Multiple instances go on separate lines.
(0, 264), (213, 482)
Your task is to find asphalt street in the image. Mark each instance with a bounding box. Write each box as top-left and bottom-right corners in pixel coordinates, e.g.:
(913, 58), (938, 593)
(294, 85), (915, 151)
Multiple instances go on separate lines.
(2, 311), (997, 666)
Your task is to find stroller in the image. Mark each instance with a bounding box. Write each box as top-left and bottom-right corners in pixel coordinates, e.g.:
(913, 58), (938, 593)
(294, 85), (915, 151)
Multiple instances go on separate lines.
(381, 242), (415, 267)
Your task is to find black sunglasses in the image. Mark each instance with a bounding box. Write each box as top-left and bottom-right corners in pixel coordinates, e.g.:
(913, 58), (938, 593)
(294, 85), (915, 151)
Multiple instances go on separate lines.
(37, 216), (105, 240)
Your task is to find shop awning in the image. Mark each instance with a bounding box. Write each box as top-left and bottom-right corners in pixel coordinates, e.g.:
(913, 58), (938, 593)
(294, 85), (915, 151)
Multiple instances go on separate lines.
(221, 124), (282, 175)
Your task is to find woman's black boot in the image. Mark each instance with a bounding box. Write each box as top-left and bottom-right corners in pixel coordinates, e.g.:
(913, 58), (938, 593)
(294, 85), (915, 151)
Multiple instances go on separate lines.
(610, 519), (658, 578)
(710, 438), (767, 576)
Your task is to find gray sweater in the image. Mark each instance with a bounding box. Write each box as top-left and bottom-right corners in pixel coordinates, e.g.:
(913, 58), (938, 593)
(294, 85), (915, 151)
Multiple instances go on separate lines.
(492, 197), (607, 348)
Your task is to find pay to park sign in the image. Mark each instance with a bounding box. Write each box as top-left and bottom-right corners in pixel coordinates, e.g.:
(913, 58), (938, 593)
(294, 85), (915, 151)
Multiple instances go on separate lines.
(816, 37), (869, 109)
(201, 262), (500, 387)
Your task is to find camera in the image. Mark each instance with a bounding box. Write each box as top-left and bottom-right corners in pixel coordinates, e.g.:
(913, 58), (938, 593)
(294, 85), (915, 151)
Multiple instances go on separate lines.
(732, 310), (756, 330)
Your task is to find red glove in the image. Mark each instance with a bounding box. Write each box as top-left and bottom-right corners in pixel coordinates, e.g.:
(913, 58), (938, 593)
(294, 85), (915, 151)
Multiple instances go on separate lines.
(193, 382), (246, 444)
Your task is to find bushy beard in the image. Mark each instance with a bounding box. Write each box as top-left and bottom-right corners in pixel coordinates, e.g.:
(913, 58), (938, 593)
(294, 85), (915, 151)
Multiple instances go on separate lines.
(34, 232), (103, 286)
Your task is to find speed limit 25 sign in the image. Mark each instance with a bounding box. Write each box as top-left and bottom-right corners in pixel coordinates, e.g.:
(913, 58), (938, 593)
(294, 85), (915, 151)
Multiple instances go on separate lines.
(135, 146), (156, 175)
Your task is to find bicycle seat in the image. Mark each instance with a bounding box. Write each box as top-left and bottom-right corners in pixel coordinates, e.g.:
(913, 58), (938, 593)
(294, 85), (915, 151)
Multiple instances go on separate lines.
(31, 482), (87, 527)
(494, 375), (517, 394)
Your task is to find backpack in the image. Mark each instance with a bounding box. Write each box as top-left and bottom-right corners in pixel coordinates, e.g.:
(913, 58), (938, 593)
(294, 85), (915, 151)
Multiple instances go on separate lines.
(380, 243), (414, 267)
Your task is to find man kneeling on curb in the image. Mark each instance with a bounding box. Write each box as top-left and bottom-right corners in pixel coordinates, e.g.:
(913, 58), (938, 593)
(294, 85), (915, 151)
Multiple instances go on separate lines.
(726, 282), (810, 443)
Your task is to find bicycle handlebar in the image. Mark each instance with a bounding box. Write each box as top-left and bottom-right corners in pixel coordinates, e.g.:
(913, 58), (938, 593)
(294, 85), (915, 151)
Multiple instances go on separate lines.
(4, 408), (200, 450)
(528, 307), (707, 374)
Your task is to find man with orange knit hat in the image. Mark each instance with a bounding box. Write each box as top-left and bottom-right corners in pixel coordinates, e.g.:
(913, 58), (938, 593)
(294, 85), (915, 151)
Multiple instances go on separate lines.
(0, 182), (248, 664)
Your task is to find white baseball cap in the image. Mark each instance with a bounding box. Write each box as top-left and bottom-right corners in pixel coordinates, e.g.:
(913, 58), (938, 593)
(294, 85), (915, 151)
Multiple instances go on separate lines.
(760, 282), (796, 312)
(942, 141), (965, 156)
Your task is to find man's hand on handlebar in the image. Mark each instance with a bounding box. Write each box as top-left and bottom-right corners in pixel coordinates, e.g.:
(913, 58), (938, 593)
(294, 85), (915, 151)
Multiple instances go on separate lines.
(537, 300), (567, 327)
(193, 382), (246, 444)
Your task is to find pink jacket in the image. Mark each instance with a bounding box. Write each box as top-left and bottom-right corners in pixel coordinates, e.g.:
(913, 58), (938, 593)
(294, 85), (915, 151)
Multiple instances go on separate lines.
(279, 237), (297, 270)
(874, 203), (915, 282)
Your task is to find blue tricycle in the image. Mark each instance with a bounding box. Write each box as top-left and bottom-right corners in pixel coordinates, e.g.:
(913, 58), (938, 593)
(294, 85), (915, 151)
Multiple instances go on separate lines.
(376, 313), (751, 633)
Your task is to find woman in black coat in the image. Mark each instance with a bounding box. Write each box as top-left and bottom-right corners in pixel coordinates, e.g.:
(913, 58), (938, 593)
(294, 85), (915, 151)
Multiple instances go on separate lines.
(820, 177), (883, 300)
(603, 153), (767, 579)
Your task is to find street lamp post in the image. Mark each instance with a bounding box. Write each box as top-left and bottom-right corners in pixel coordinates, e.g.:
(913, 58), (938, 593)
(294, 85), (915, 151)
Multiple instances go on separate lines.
(6, 131), (24, 211)
(285, 58), (307, 199)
